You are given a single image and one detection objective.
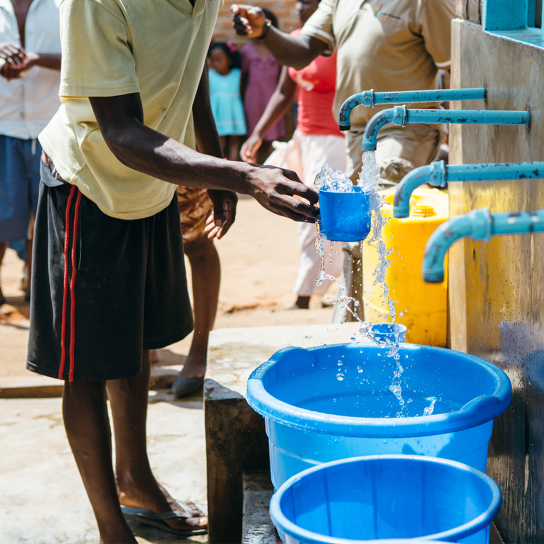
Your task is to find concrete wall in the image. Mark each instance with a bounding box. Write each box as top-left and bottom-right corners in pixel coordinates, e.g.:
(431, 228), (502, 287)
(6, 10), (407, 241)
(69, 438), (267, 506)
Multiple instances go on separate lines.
(456, 0), (482, 23)
(450, 19), (544, 542)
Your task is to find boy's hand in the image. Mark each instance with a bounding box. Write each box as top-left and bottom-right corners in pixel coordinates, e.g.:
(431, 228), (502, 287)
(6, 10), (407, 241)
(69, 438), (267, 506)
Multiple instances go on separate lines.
(246, 165), (318, 222)
(206, 189), (238, 240)
(231, 5), (267, 38)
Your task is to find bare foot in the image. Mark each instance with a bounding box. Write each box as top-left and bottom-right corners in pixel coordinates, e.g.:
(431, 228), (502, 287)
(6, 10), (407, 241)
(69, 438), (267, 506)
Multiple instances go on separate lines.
(117, 474), (207, 532)
(178, 352), (206, 380)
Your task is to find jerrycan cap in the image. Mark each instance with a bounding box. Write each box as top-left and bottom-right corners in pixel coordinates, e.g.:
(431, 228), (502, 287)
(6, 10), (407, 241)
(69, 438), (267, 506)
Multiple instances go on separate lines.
(411, 204), (436, 217)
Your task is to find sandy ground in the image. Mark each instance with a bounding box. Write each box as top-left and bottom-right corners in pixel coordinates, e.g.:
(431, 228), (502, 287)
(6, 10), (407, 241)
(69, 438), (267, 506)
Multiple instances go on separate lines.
(0, 196), (339, 543)
(0, 195), (338, 377)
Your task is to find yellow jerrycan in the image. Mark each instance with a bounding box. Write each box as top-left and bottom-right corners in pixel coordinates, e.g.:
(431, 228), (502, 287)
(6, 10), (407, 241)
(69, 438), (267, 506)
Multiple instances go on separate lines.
(362, 187), (448, 347)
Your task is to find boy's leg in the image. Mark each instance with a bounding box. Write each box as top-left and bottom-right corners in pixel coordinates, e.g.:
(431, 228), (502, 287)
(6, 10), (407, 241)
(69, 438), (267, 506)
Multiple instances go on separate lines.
(108, 349), (207, 531)
(228, 135), (241, 162)
(63, 380), (136, 544)
(177, 236), (220, 380)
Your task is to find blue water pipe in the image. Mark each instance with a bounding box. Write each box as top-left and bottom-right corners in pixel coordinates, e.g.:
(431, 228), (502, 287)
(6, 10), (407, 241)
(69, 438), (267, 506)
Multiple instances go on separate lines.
(338, 87), (486, 131)
(422, 208), (544, 283)
(362, 105), (530, 152)
(394, 161), (544, 218)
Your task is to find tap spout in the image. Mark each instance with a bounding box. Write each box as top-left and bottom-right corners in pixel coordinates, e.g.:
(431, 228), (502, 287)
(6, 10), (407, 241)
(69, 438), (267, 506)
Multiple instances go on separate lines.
(394, 161), (544, 218)
(422, 208), (544, 283)
(338, 88), (486, 131)
(362, 106), (530, 152)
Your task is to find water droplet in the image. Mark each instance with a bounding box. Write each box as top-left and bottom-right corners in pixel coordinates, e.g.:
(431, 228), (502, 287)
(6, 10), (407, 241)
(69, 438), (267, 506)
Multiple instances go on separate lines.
(336, 373), (345, 381)
(357, 367), (363, 373)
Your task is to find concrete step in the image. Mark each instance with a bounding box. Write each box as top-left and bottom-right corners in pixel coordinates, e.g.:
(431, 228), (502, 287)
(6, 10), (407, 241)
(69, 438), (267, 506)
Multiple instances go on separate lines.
(0, 366), (180, 399)
(0, 376), (63, 398)
(242, 469), (281, 544)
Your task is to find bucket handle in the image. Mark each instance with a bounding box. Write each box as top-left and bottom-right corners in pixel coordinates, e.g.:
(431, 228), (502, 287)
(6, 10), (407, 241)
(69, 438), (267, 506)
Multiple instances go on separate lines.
(460, 395), (504, 420)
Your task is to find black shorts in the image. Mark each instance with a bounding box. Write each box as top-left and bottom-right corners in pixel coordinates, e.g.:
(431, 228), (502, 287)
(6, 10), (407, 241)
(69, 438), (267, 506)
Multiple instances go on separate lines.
(27, 160), (194, 381)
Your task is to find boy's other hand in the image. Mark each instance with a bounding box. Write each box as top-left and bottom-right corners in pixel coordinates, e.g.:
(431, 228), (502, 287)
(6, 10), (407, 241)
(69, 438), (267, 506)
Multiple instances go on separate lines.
(206, 189), (238, 240)
(240, 134), (262, 163)
(247, 165), (318, 223)
(231, 5), (267, 38)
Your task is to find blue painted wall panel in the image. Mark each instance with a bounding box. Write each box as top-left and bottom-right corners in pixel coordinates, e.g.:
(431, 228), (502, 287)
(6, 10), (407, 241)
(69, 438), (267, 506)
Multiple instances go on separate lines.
(482, 0), (528, 30)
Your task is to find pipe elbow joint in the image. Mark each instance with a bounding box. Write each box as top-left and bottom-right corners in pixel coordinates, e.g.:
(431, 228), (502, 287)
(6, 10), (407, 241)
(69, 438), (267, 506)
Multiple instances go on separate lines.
(393, 161), (445, 218)
(339, 91), (374, 131)
(422, 267), (445, 284)
(362, 107), (398, 152)
(393, 205), (410, 219)
(422, 209), (492, 283)
(362, 136), (378, 152)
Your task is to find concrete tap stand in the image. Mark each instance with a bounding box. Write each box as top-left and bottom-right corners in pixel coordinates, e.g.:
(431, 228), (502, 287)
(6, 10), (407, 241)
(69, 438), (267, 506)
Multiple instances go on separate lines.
(204, 323), (361, 544)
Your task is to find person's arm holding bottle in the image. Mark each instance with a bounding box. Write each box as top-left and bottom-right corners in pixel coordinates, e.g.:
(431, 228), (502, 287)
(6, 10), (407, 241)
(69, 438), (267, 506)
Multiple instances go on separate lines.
(231, 4), (328, 70)
(240, 66), (297, 163)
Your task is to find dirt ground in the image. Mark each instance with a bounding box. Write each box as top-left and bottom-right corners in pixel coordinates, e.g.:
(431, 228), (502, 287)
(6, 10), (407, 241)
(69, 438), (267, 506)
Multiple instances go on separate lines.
(0, 195), (338, 377)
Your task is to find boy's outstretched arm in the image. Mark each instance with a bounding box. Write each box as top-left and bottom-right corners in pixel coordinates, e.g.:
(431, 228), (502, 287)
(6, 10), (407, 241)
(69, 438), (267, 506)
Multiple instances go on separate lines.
(89, 92), (319, 223)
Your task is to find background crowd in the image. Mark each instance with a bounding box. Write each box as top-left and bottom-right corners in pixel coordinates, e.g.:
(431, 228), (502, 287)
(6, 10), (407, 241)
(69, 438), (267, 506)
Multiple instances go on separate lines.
(0, 0), (454, 399)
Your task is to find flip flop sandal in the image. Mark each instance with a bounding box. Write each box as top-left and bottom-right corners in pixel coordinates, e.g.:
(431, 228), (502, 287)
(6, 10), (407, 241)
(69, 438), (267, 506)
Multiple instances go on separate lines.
(172, 375), (205, 398)
(121, 500), (207, 536)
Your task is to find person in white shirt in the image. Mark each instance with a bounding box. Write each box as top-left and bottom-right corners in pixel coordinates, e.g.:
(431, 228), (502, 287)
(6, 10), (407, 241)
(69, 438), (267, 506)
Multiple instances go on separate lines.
(0, 0), (61, 305)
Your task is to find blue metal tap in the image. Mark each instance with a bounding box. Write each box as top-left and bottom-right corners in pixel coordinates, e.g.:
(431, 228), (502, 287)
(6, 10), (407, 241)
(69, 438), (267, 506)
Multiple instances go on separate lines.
(394, 161), (544, 218)
(338, 88), (486, 131)
(362, 106), (530, 152)
(422, 208), (544, 283)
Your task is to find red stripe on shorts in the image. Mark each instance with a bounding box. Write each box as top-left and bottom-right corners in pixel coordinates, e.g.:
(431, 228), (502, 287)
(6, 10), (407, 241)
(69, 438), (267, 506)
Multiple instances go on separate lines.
(58, 185), (80, 382)
(68, 191), (82, 382)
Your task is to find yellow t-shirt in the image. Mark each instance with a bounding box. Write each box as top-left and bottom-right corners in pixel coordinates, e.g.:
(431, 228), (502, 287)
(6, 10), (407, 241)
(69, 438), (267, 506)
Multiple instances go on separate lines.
(39, 0), (221, 220)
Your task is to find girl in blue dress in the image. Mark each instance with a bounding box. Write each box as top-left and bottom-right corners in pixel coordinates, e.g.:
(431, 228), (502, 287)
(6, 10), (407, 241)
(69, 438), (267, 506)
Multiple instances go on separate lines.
(208, 42), (246, 161)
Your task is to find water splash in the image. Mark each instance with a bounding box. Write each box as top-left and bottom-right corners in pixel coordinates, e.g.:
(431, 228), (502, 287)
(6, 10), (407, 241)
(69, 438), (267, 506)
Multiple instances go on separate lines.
(423, 397), (437, 416)
(315, 158), (406, 416)
(315, 164), (354, 193)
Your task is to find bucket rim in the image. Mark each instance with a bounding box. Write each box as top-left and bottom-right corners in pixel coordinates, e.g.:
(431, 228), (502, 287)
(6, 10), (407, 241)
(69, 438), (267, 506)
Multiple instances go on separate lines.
(246, 343), (512, 438)
(269, 454), (502, 544)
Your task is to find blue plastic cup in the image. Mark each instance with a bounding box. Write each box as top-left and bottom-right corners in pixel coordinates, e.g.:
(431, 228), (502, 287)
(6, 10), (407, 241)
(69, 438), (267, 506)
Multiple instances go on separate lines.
(270, 455), (502, 544)
(369, 323), (407, 343)
(319, 187), (371, 242)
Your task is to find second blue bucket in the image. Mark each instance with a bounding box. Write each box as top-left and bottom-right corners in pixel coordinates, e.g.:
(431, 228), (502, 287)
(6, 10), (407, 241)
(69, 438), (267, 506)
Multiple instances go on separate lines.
(270, 455), (502, 544)
(319, 187), (371, 242)
(247, 343), (512, 490)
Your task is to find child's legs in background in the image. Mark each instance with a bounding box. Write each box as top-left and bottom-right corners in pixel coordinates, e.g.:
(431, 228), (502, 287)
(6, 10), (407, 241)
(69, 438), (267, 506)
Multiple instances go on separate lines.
(220, 135), (244, 162)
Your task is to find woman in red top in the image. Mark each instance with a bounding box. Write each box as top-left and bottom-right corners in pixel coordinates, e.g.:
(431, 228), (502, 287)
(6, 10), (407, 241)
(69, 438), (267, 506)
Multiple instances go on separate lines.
(240, 0), (345, 310)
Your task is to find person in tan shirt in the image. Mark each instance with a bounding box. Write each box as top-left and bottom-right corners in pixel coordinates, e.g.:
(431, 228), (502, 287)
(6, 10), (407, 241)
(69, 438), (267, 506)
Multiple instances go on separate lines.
(28, 0), (318, 542)
(232, 0), (455, 321)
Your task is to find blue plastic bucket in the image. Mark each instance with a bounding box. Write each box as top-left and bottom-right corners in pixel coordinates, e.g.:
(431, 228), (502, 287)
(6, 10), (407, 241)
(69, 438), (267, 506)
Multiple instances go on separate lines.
(247, 343), (511, 490)
(270, 455), (501, 544)
(319, 187), (371, 242)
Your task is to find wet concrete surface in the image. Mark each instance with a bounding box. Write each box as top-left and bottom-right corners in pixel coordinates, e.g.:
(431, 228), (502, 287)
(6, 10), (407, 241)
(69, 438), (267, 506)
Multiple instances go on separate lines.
(0, 396), (207, 544)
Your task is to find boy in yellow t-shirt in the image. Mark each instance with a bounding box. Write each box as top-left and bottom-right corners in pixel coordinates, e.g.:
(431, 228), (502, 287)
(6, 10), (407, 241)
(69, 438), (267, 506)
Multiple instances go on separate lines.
(28, 0), (318, 542)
